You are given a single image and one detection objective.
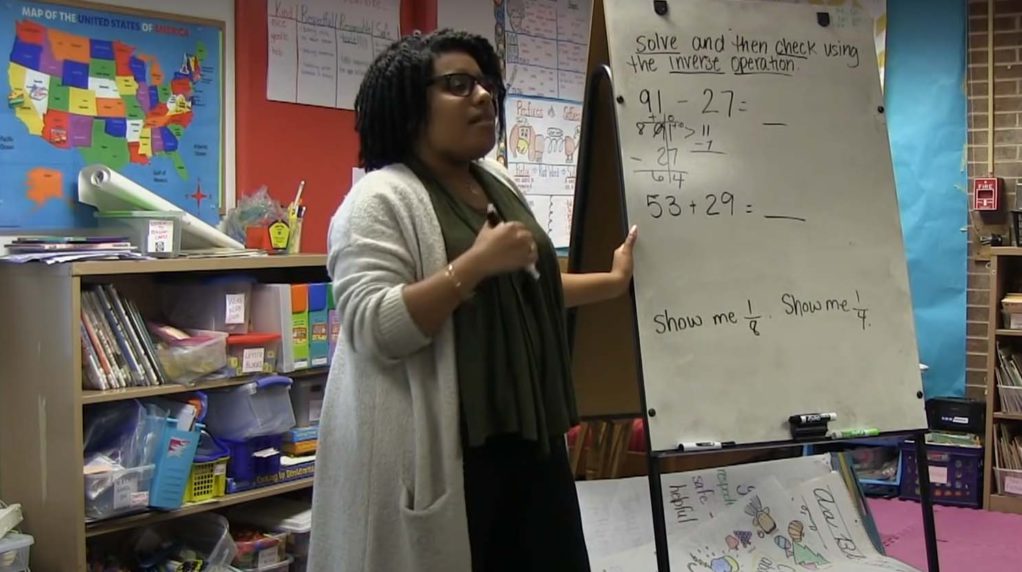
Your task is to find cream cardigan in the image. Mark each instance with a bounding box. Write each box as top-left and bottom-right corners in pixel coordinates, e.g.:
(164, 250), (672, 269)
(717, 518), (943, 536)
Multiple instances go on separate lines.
(308, 159), (520, 572)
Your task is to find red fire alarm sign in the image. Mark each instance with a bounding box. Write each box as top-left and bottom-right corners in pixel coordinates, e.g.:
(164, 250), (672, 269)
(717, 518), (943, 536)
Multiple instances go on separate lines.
(974, 177), (1002, 211)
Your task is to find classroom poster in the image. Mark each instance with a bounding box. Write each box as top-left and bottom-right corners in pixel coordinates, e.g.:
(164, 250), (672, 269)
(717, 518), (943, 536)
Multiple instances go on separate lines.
(266, 0), (400, 110)
(577, 455), (835, 561)
(590, 473), (920, 572)
(0, 0), (224, 230)
(504, 95), (580, 246)
(500, 0), (592, 248)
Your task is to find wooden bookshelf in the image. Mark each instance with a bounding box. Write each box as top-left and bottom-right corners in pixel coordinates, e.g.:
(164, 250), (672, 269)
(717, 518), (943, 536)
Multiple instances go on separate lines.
(990, 247), (1022, 257)
(984, 249), (1022, 514)
(989, 493), (1022, 515)
(85, 478), (313, 537)
(70, 253), (326, 276)
(0, 255), (329, 571)
(81, 366), (327, 404)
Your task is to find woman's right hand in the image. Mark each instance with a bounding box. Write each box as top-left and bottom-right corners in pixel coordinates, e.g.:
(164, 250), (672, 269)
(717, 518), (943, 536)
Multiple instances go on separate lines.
(466, 220), (538, 277)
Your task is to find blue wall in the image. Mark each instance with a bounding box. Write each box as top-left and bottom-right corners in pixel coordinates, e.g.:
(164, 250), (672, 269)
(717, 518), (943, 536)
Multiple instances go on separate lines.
(886, 0), (968, 397)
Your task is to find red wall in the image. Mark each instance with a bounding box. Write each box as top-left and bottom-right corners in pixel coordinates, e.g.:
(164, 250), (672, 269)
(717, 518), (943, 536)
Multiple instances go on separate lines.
(234, 0), (437, 253)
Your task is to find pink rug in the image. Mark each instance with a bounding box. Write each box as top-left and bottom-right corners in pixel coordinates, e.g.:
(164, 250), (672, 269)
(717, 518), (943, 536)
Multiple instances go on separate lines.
(867, 498), (1022, 571)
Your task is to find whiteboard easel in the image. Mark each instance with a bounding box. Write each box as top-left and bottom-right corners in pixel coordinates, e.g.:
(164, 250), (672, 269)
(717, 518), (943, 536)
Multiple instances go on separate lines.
(567, 1), (940, 570)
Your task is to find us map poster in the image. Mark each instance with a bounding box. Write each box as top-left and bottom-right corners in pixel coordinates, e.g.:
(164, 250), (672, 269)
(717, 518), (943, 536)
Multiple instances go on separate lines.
(0, 0), (223, 231)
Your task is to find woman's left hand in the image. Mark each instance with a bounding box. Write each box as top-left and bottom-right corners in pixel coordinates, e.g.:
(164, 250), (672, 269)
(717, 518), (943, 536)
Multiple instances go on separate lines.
(610, 225), (638, 293)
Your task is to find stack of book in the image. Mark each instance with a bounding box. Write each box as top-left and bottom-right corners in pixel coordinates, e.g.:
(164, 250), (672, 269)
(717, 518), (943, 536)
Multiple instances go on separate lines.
(995, 423), (1022, 497)
(994, 342), (1022, 495)
(996, 342), (1022, 414)
(996, 425), (1022, 469)
(2, 235), (144, 264)
(80, 284), (167, 390)
(283, 426), (318, 457)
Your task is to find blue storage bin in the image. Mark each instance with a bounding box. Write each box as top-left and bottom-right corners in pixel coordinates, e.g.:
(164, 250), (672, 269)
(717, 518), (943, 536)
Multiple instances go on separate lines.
(222, 434), (284, 492)
(149, 418), (203, 509)
(205, 376), (295, 440)
(899, 440), (983, 508)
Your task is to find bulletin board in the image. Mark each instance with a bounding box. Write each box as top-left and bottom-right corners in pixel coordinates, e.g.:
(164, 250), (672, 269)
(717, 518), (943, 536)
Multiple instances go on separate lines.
(233, 0), (427, 253)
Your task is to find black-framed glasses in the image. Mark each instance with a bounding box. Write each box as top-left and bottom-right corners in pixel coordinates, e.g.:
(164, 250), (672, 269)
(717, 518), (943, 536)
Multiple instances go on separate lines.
(430, 73), (502, 97)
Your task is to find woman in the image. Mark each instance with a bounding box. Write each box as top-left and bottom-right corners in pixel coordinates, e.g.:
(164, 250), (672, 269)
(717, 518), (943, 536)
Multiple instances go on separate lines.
(308, 29), (638, 572)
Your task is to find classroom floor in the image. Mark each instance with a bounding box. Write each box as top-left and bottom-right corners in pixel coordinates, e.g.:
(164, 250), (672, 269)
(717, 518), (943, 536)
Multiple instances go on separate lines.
(868, 498), (1021, 570)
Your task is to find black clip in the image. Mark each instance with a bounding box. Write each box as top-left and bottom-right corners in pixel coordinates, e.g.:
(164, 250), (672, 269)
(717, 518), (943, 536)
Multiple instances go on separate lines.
(654, 0), (668, 16)
(817, 12), (831, 27)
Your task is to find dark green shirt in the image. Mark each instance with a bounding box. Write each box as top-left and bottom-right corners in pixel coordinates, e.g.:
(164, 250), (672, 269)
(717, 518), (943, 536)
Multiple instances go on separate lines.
(408, 159), (577, 453)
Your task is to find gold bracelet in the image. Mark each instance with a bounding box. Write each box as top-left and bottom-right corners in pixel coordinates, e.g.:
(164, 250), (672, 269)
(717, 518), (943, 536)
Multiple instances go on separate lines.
(445, 263), (473, 301)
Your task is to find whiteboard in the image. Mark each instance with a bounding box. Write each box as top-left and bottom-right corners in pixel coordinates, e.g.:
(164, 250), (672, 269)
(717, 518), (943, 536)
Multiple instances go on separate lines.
(601, 0), (926, 450)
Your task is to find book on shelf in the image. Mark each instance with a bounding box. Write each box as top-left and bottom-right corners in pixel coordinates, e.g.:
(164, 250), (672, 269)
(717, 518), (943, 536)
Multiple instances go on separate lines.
(80, 284), (168, 390)
(1, 234), (147, 264)
(996, 342), (1022, 415)
(996, 424), (1022, 471)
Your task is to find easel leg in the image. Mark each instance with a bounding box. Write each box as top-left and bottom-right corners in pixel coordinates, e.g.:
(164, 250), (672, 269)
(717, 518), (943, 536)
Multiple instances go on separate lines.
(914, 436), (941, 572)
(647, 454), (671, 572)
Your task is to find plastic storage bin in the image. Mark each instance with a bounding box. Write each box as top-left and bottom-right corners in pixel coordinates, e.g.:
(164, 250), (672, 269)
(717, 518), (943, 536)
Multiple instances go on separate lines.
(225, 333), (282, 377)
(154, 329), (228, 385)
(0, 533), (33, 572)
(149, 419), (203, 509)
(228, 497), (312, 557)
(238, 555), (293, 572)
(291, 376), (326, 426)
(84, 464), (155, 521)
(185, 431), (230, 503)
(223, 435), (284, 484)
(162, 276), (257, 334)
(849, 444), (902, 497)
(222, 434), (284, 491)
(233, 531), (287, 569)
(132, 513), (237, 567)
(899, 440), (983, 508)
(94, 210), (183, 256)
(995, 467), (1022, 496)
(206, 376), (295, 440)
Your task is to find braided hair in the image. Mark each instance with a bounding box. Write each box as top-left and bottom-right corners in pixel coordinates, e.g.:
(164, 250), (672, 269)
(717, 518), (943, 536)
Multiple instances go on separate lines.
(355, 29), (506, 171)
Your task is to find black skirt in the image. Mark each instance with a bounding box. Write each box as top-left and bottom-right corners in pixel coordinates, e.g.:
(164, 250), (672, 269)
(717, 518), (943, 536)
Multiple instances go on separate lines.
(462, 434), (592, 572)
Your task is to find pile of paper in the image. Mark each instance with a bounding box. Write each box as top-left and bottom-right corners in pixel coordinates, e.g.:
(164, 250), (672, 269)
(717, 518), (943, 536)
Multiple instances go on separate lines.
(578, 456), (921, 572)
(1, 235), (146, 264)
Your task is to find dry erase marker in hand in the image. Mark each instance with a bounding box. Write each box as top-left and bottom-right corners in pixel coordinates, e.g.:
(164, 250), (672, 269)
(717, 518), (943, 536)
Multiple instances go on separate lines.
(486, 204), (540, 280)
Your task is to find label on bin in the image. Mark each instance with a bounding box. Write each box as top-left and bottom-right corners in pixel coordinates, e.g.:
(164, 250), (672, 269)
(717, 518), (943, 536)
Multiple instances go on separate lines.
(1006, 475), (1022, 495)
(258, 547), (278, 568)
(147, 219), (173, 253)
(242, 347), (265, 373)
(113, 478), (134, 509)
(132, 491), (149, 507)
(214, 463), (227, 477)
(310, 398), (323, 423)
(225, 293), (246, 324)
(928, 466), (948, 485)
